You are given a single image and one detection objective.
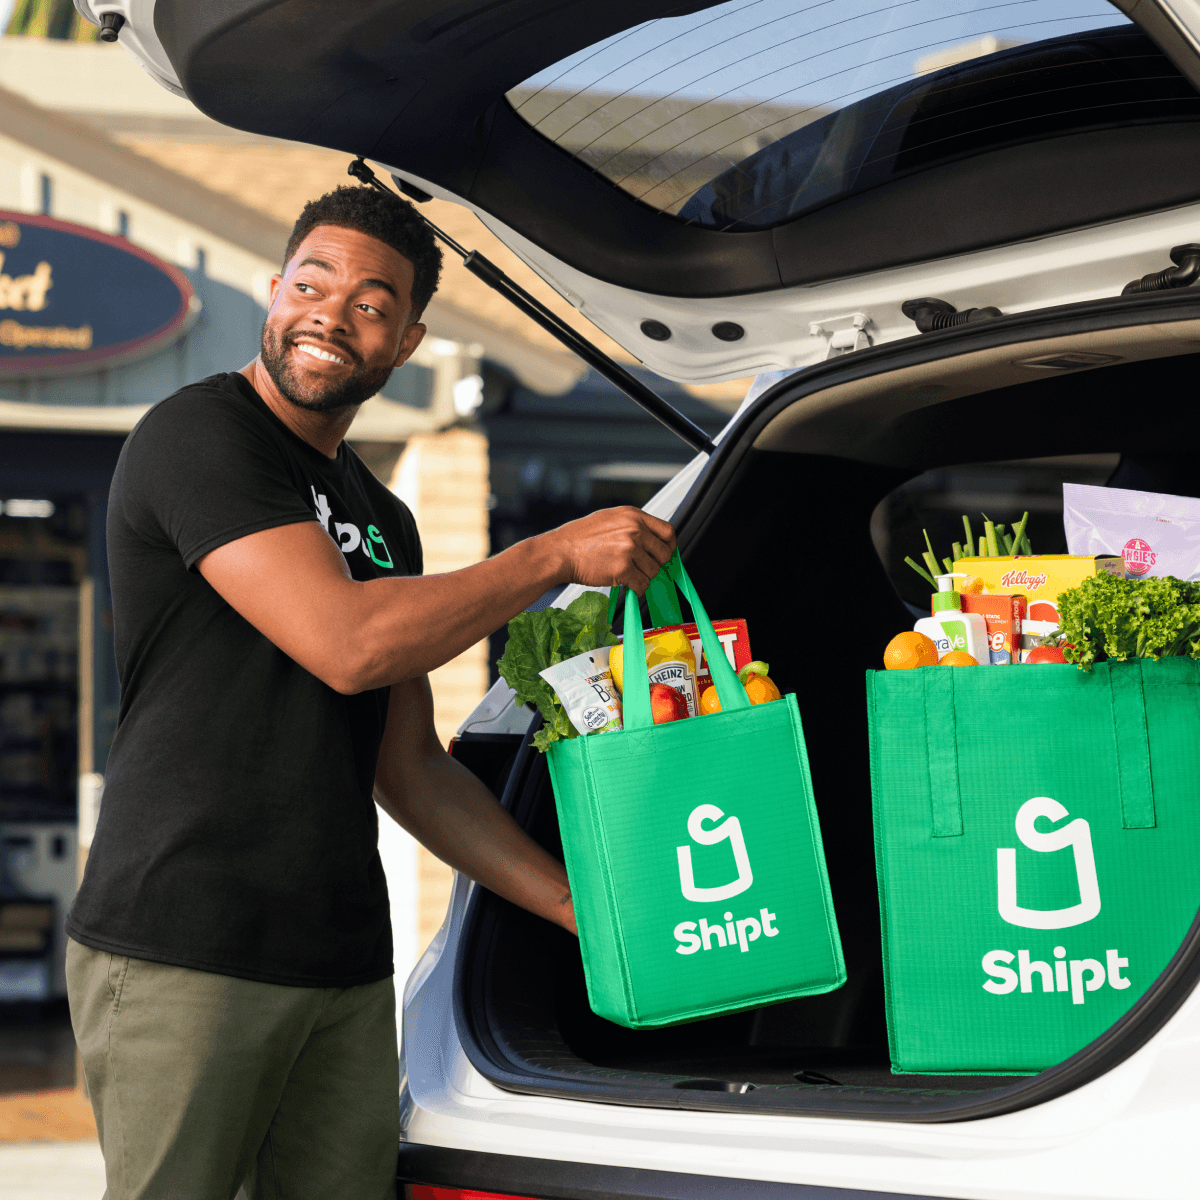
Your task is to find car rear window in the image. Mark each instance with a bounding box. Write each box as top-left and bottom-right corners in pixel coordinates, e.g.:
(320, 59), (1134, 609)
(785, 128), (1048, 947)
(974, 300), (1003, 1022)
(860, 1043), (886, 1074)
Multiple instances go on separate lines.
(507, 1), (1200, 230)
(874, 453), (1118, 611)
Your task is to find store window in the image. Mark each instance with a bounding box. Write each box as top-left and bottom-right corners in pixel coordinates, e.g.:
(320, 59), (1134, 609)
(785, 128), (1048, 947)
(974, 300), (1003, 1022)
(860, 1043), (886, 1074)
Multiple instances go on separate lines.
(0, 491), (89, 1004)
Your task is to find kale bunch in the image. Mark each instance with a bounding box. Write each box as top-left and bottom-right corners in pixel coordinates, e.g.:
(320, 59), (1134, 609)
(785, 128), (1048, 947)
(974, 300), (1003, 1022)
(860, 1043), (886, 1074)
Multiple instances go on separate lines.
(1057, 574), (1200, 671)
(497, 591), (619, 751)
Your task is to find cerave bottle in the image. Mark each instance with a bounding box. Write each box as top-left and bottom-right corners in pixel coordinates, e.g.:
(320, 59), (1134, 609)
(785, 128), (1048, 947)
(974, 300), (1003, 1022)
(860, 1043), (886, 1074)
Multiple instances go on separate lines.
(914, 573), (989, 664)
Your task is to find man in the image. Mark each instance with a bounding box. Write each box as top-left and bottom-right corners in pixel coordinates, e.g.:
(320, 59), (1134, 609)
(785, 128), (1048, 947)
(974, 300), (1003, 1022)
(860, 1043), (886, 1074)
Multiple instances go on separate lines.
(66, 185), (675, 1200)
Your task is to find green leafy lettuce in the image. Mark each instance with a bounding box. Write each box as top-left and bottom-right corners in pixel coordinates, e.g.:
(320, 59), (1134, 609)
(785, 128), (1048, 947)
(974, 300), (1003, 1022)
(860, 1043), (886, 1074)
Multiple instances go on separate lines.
(1056, 574), (1200, 671)
(497, 591), (619, 752)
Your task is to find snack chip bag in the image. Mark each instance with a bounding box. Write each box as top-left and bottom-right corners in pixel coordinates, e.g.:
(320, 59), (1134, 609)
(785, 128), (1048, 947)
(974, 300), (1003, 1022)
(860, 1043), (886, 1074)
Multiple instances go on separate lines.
(1064, 483), (1200, 581)
(539, 647), (622, 737)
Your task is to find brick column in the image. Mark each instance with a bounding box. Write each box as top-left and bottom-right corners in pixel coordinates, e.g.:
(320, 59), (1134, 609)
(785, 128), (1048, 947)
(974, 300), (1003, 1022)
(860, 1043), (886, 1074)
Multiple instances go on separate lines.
(387, 427), (491, 963)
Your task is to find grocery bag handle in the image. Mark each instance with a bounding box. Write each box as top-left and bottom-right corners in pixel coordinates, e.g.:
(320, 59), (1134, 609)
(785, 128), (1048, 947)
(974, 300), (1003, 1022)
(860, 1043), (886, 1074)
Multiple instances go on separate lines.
(607, 575), (683, 628)
(922, 660), (1156, 837)
(607, 568), (685, 629)
(922, 668), (963, 838)
(646, 571), (684, 627)
(621, 551), (749, 730)
(1110, 662), (1156, 829)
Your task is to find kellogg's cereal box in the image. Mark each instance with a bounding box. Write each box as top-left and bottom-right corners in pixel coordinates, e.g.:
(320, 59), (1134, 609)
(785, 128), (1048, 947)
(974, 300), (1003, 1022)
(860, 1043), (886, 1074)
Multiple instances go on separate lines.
(953, 555), (1123, 604)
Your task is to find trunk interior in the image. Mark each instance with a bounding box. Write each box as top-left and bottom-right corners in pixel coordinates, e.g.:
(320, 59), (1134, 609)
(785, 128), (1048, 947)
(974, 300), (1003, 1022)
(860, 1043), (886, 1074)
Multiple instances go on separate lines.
(453, 326), (1200, 1117)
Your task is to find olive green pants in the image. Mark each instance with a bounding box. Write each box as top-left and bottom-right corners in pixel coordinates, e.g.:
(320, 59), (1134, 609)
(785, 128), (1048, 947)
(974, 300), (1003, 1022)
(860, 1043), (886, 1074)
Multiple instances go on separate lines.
(67, 939), (399, 1200)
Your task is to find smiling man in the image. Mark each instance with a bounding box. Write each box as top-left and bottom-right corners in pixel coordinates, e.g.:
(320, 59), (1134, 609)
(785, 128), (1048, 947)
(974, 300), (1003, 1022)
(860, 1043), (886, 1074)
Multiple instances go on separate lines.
(64, 186), (674, 1200)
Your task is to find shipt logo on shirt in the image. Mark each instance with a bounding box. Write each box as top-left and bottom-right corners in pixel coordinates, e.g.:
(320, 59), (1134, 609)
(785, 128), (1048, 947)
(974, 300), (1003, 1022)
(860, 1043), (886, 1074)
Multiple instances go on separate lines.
(981, 797), (1131, 1006)
(671, 803), (779, 957)
(311, 487), (393, 570)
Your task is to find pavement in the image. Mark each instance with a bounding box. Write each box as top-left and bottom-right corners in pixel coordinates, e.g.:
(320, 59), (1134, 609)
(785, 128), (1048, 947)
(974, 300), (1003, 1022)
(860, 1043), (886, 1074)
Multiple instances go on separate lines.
(0, 1141), (105, 1200)
(0, 1088), (102, 1199)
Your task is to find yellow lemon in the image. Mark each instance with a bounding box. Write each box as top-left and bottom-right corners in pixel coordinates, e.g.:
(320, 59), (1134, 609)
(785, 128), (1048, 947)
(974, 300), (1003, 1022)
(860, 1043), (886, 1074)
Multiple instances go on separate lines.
(609, 642), (624, 692)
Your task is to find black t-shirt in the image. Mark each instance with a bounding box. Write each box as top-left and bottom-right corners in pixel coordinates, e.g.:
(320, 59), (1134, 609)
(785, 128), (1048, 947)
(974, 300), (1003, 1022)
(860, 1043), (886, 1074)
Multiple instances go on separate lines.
(67, 372), (422, 987)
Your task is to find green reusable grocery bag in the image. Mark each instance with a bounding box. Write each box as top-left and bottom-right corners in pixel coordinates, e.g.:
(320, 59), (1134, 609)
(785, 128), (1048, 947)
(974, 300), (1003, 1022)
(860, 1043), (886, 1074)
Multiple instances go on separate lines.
(547, 554), (844, 1029)
(867, 657), (1200, 1075)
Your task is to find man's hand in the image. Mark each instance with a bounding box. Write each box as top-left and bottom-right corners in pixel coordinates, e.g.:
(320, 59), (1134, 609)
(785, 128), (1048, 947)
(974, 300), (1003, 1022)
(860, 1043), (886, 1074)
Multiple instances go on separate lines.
(544, 507), (675, 594)
(198, 505), (676, 693)
(374, 676), (577, 936)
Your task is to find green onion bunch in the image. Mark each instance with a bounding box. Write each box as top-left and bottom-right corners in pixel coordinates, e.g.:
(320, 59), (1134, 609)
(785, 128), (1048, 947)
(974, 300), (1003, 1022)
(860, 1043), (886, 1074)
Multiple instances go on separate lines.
(905, 512), (1032, 589)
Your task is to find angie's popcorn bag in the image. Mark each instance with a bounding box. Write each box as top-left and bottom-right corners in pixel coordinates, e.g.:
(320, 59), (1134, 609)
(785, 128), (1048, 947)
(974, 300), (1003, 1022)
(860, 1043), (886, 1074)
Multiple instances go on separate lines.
(1064, 483), (1200, 581)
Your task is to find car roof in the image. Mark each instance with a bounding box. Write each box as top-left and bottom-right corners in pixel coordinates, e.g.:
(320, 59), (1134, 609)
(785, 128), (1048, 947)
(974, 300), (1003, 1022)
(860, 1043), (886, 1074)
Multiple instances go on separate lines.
(153, 1), (1200, 301)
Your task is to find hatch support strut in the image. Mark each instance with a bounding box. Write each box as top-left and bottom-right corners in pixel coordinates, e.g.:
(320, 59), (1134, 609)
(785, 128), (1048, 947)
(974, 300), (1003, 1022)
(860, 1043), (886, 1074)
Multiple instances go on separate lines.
(348, 159), (716, 456)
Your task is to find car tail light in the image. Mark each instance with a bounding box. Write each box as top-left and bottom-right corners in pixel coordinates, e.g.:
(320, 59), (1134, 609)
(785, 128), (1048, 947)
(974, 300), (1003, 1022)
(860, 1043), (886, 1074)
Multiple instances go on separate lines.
(406, 1188), (546, 1200)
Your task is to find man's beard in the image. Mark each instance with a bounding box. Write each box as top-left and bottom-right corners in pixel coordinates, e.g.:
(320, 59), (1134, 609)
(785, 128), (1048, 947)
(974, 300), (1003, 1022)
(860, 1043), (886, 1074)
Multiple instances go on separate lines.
(259, 323), (394, 414)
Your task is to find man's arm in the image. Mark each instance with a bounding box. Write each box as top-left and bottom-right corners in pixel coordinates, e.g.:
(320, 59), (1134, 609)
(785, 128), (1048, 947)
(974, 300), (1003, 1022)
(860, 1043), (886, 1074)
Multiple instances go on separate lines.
(198, 506), (673, 694)
(374, 675), (576, 935)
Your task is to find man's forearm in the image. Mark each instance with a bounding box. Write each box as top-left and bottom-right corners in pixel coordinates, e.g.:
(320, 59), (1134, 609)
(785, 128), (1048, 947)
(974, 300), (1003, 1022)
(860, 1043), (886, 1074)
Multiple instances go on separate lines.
(375, 750), (576, 935)
(346, 533), (563, 690)
(199, 505), (674, 695)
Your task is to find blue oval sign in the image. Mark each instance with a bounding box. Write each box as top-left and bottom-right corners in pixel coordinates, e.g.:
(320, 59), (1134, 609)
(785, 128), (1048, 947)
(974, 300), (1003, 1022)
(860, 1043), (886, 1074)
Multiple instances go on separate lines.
(0, 210), (197, 377)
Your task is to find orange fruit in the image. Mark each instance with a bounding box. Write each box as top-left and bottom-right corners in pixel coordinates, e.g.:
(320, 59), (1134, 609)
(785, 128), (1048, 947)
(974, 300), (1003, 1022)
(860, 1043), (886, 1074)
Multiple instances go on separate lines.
(699, 673), (781, 713)
(960, 575), (985, 595)
(883, 631), (939, 670)
(743, 673), (781, 704)
(939, 650), (978, 666)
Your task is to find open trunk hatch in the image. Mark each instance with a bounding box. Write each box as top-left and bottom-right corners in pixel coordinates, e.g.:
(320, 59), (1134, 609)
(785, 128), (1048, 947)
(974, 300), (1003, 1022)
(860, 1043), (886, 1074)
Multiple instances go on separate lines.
(453, 294), (1200, 1121)
(129, 0), (1200, 384)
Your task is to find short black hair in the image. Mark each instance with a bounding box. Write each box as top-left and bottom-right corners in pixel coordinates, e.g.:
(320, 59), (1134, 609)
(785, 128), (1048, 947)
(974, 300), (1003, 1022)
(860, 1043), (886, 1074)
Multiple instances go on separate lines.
(283, 185), (442, 317)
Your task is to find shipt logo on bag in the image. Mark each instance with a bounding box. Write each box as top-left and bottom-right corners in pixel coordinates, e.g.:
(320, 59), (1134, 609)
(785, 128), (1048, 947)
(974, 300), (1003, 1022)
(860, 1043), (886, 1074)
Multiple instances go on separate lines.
(981, 797), (1131, 1006)
(671, 804), (779, 957)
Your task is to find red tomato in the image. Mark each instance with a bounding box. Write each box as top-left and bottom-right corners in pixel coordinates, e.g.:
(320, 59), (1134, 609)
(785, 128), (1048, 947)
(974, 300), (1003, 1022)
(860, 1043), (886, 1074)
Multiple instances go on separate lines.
(1027, 645), (1068, 664)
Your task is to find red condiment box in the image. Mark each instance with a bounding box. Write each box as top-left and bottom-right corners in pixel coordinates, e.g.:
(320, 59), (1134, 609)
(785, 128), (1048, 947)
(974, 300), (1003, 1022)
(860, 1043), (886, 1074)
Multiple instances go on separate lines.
(958, 594), (1025, 664)
(657, 619), (752, 695)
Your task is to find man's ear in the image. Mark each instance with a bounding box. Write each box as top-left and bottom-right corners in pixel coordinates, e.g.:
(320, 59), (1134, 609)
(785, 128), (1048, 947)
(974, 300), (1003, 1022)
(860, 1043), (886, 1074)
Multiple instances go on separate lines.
(267, 273), (284, 309)
(393, 322), (427, 369)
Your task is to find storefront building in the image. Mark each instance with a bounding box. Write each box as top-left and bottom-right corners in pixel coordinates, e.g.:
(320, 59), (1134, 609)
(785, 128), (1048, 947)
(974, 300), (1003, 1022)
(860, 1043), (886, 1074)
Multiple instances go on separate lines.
(0, 29), (740, 1002)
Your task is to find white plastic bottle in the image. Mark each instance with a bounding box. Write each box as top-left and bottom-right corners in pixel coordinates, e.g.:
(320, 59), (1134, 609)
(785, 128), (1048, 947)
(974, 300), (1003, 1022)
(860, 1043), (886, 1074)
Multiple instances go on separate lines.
(914, 573), (990, 664)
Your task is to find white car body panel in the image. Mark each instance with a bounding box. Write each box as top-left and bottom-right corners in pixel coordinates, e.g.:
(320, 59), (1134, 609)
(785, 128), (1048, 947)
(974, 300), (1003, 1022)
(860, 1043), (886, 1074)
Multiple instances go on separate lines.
(78, 0), (188, 96)
(1158, 0), (1200, 57)
(400, 871), (1200, 1199)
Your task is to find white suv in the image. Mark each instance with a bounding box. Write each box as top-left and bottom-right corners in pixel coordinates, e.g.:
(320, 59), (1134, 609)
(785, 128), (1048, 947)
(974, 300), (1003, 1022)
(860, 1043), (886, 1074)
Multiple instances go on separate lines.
(97, 1), (1200, 1196)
